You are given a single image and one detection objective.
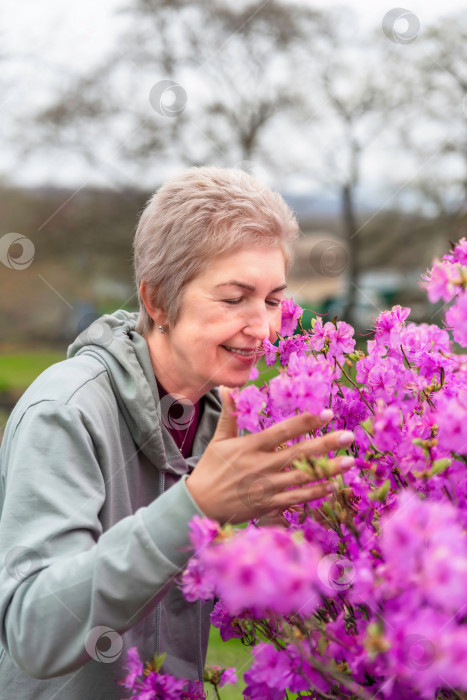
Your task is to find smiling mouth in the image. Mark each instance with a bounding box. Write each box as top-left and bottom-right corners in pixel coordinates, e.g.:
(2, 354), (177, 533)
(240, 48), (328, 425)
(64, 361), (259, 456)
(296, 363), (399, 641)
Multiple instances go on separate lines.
(221, 345), (258, 357)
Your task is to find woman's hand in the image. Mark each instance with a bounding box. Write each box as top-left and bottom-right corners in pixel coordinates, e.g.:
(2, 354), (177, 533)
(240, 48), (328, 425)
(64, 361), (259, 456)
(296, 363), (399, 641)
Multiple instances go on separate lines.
(185, 386), (356, 525)
(257, 504), (306, 529)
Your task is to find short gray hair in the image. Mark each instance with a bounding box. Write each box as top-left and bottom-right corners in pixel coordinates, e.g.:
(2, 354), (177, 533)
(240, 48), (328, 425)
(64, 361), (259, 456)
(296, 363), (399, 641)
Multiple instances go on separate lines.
(132, 166), (300, 335)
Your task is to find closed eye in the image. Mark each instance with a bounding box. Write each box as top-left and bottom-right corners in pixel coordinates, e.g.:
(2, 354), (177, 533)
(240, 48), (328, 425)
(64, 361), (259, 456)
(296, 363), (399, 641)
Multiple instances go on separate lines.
(224, 299), (281, 307)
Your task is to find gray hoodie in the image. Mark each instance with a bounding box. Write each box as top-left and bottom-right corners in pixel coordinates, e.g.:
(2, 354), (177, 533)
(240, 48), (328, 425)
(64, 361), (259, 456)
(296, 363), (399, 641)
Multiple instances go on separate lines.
(0, 310), (222, 699)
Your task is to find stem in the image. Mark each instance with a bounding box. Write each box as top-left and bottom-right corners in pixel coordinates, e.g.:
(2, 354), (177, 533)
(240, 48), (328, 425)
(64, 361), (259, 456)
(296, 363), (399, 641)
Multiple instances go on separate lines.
(334, 358), (375, 415)
(399, 344), (415, 369)
(213, 683), (221, 700)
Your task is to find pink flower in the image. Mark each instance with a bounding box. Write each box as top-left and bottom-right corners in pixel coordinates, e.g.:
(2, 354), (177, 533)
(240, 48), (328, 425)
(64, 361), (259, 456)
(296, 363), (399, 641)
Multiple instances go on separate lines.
(189, 525), (324, 617)
(180, 557), (215, 602)
(373, 401), (402, 452)
(210, 601), (243, 641)
(233, 384), (266, 433)
(326, 320), (355, 358)
(220, 668), (238, 687)
(120, 647), (144, 690)
(248, 366), (259, 380)
(373, 306), (410, 348)
(280, 298), (303, 337)
(444, 237), (467, 266)
(277, 335), (308, 365)
(188, 515), (219, 550)
(445, 290), (467, 348)
(308, 317), (335, 352)
(262, 337), (279, 366)
(437, 388), (467, 455)
(421, 260), (461, 303)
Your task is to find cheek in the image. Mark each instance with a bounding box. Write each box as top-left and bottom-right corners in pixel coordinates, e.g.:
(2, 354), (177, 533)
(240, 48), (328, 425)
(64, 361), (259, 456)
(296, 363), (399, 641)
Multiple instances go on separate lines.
(270, 309), (283, 337)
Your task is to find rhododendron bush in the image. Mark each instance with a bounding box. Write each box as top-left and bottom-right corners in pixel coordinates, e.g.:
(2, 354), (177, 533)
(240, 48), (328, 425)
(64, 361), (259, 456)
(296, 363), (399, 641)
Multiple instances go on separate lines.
(120, 239), (467, 699)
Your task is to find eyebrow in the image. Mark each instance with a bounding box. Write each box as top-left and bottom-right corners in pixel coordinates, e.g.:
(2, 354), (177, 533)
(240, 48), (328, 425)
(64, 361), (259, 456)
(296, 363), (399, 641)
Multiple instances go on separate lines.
(215, 281), (287, 293)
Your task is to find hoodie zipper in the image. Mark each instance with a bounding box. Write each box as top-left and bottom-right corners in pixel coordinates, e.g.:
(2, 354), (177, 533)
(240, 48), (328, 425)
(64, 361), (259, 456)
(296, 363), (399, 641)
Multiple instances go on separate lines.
(154, 470), (165, 657)
(153, 469), (204, 683)
(196, 599), (203, 681)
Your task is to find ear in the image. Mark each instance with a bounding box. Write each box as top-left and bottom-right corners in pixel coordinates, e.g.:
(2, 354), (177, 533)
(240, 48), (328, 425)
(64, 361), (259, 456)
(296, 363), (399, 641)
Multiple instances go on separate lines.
(139, 281), (168, 326)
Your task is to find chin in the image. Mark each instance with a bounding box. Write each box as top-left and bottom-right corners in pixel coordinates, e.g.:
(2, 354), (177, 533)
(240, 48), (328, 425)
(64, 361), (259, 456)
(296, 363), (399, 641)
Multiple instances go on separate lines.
(216, 373), (251, 388)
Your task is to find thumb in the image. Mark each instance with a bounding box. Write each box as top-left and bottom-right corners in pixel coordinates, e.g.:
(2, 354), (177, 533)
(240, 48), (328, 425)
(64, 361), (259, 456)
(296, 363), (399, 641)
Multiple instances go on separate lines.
(213, 385), (238, 441)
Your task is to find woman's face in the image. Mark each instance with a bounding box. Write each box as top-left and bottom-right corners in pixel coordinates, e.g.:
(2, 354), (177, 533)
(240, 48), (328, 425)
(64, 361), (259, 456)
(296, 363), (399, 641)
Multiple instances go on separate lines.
(158, 246), (287, 399)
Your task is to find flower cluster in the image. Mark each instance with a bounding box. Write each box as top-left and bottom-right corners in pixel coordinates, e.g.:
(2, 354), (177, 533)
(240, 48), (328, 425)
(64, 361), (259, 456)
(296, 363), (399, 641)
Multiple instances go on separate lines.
(118, 645), (236, 699)
(179, 238), (467, 699)
(422, 237), (467, 346)
(118, 647), (205, 699)
(182, 521), (329, 618)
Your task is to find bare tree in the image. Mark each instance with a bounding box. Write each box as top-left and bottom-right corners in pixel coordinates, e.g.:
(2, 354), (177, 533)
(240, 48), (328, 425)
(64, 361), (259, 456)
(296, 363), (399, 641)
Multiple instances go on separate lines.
(22, 0), (320, 183)
(295, 9), (408, 325)
(390, 12), (467, 220)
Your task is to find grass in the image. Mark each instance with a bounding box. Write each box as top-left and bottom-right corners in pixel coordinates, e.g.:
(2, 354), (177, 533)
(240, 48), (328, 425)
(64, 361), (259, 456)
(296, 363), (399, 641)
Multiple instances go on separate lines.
(204, 626), (253, 697)
(205, 626), (320, 699)
(0, 351), (65, 393)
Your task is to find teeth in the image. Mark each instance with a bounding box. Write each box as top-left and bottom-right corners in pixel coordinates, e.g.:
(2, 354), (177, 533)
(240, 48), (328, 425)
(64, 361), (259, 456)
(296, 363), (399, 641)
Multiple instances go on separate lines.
(224, 346), (255, 356)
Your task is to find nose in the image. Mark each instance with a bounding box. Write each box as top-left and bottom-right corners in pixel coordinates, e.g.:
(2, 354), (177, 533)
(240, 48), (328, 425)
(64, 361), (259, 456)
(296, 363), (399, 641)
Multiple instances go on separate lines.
(243, 303), (271, 342)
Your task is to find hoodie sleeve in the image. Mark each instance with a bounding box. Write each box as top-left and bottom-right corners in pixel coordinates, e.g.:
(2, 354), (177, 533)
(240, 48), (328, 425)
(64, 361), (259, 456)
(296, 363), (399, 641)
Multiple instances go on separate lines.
(0, 400), (205, 680)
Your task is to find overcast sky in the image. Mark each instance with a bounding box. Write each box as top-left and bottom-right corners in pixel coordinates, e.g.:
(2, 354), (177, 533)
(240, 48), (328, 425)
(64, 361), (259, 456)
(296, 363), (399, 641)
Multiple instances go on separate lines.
(2, 0), (466, 190)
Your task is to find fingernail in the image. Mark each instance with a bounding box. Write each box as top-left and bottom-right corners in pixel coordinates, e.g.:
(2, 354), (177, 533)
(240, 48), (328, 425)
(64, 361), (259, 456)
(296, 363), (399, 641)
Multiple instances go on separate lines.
(339, 431), (355, 446)
(340, 456), (355, 469)
(319, 409), (334, 422)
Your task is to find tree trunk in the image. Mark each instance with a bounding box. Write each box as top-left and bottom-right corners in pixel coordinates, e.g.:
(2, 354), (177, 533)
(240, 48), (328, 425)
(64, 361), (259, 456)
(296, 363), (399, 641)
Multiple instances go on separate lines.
(340, 182), (360, 327)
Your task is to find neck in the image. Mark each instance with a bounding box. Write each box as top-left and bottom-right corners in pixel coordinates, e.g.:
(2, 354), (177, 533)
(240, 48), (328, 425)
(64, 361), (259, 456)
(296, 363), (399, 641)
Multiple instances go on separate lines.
(144, 329), (208, 404)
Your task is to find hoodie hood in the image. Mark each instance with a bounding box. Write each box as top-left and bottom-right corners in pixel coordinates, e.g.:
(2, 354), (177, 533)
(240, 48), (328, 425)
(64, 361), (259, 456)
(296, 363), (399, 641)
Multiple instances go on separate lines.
(67, 310), (189, 472)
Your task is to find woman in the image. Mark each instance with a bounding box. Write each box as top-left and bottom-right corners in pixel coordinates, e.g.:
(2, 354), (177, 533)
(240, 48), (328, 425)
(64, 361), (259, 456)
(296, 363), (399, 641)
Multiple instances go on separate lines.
(0, 167), (355, 698)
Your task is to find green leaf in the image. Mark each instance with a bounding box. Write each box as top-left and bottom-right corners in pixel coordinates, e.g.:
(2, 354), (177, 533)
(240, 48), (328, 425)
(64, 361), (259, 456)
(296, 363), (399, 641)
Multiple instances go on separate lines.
(369, 479), (390, 503)
(429, 458), (452, 476)
(152, 652), (166, 673)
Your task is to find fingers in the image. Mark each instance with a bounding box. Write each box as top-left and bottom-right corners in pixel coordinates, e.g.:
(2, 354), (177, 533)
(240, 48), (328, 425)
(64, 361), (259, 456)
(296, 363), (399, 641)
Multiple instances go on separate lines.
(272, 455), (355, 490)
(212, 385), (238, 441)
(268, 430), (355, 471)
(288, 505), (307, 525)
(257, 508), (289, 528)
(252, 409), (334, 451)
(273, 482), (333, 511)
